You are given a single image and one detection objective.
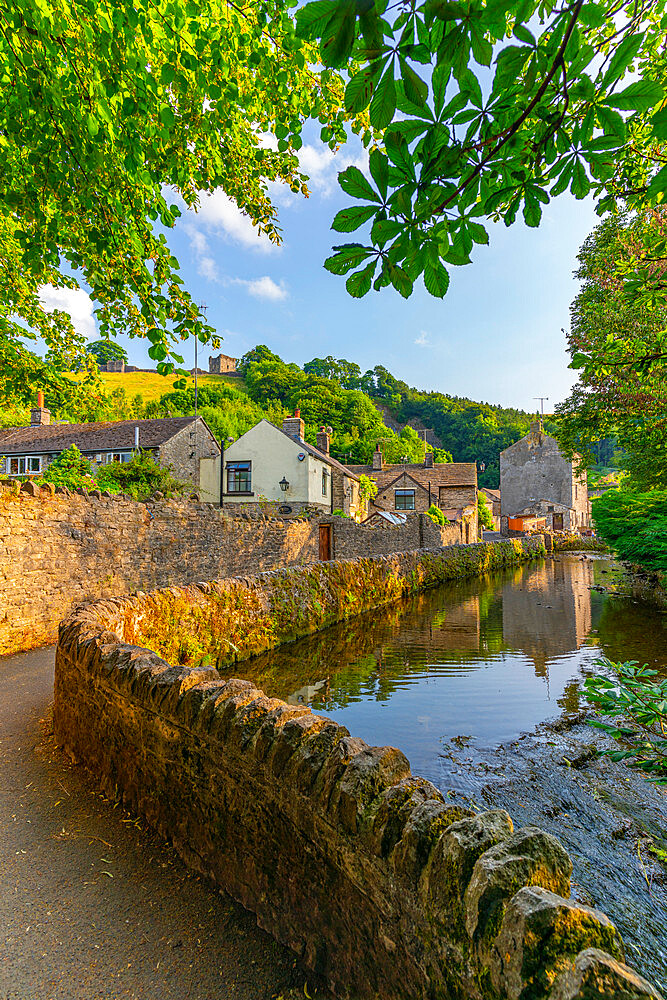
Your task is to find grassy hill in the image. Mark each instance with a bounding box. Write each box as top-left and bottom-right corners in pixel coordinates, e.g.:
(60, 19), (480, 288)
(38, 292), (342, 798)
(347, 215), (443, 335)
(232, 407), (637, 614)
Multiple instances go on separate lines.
(80, 370), (247, 403)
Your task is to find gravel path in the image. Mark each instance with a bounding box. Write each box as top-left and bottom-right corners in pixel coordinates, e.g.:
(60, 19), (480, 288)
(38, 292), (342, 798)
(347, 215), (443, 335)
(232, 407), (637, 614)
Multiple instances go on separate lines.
(0, 646), (318, 1000)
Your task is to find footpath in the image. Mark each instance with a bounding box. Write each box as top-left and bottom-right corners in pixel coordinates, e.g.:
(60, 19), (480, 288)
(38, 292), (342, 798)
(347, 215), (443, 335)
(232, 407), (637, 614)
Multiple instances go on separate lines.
(0, 647), (310, 1000)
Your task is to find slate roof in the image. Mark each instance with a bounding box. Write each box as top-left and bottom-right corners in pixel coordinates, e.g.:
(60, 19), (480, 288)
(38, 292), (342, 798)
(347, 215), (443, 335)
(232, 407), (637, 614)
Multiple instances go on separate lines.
(0, 417), (200, 455)
(482, 487), (500, 501)
(346, 461), (477, 488)
(273, 423), (360, 481)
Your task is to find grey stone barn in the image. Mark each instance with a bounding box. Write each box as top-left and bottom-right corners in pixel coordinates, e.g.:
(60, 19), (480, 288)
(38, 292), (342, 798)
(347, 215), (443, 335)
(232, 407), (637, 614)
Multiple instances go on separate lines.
(0, 402), (219, 496)
(499, 422), (590, 534)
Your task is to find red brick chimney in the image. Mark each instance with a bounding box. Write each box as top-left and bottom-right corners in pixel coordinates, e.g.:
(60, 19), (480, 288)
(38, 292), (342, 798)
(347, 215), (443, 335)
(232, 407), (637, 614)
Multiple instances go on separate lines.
(372, 444), (384, 471)
(282, 407), (305, 441)
(316, 426), (331, 456)
(31, 391), (51, 427)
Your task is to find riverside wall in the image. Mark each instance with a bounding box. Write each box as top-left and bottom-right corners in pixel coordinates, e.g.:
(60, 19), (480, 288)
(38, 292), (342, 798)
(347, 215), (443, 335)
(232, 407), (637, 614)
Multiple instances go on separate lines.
(0, 481), (461, 657)
(53, 543), (662, 1000)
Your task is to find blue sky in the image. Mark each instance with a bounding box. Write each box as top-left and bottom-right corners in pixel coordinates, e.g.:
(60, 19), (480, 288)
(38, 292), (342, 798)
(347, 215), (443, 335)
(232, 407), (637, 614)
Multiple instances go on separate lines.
(41, 131), (599, 412)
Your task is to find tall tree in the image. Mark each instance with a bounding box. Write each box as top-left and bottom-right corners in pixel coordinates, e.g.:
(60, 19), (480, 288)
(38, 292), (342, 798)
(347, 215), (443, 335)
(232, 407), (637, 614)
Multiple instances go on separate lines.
(1, 0), (355, 401)
(88, 340), (129, 366)
(556, 213), (667, 489)
(296, 0), (667, 299)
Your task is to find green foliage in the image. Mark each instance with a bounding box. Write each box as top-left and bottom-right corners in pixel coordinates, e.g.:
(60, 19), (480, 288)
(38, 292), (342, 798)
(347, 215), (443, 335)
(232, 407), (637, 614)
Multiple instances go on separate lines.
(297, 0), (667, 299)
(477, 490), (494, 531)
(95, 450), (188, 500)
(88, 340), (129, 366)
(556, 214), (667, 490)
(358, 474), (378, 504)
(41, 445), (96, 490)
(1, 0), (357, 398)
(592, 488), (667, 571)
(585, 658), (667, 785)
(426, 503), (445, 525)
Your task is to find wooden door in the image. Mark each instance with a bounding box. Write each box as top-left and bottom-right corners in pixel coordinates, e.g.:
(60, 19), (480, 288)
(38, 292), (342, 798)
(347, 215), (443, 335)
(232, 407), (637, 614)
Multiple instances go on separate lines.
(319, 523), (332, 561)
(552, 513), (563, 531)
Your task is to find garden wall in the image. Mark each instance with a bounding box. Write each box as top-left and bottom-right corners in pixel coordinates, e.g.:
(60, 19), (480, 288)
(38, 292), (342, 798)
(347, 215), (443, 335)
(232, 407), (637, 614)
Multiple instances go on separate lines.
(0, 481), (463, 657)
(54, 544), (661, 1000)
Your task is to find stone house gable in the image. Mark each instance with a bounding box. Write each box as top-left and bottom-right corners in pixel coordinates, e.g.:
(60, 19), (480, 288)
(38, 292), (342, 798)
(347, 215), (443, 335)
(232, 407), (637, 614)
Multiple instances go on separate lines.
(499, 423), (589, 531)
(347, 456), (477, 516)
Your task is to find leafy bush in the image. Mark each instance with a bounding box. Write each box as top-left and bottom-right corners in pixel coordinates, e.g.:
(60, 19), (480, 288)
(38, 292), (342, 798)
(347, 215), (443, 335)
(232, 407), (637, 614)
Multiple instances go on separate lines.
(358, 474), (378, 504)
(41, 445), (97, 490)
(585, 658), (667, 785)
(592, 488), (667, 571)
(96, 450), (188, 500)
(478, 490), (494, 530)
(426, 504), (445, 525)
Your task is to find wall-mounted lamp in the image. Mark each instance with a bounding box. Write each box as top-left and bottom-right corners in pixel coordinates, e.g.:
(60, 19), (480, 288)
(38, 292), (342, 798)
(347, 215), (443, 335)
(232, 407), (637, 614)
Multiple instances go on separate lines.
(279, 476), (290, 492)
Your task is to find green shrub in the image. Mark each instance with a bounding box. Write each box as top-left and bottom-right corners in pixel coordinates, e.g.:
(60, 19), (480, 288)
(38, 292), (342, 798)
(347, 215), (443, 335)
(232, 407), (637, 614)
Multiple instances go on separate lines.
(477, 490), (494, 530)
(96, 450), (188, 500)
(585, 658), (667, 785)
(426, 504), (445, 525)
(592, 488), (667, 571)
(41, 444), (97, 490)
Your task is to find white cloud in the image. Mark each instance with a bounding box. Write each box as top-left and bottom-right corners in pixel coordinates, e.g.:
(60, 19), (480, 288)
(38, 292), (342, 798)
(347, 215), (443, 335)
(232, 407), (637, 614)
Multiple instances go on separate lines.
(414, 331), (431, 347)
(39, 285), (97, 339)
(232, 276), (288, 301)
(192, 191), (275, 253)
(198, 256), (219, 282)
(298, 143), (369, 198)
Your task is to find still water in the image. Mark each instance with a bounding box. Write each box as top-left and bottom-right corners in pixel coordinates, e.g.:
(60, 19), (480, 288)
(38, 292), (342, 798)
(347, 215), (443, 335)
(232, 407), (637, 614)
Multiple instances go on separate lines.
(228, 554), (667, 789)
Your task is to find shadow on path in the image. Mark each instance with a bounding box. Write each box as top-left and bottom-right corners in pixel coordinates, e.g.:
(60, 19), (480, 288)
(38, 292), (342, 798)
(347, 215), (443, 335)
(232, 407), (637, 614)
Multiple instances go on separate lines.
(0, 647), (316, 1000)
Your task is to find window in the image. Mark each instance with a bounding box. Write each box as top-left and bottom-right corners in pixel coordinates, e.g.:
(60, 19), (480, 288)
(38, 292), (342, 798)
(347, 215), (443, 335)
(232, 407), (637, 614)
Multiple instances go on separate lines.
(104, 452), (133, 464)
(6, 456), (41, 475)
(322, 468), (328, 495)
(227, 461), (252, 493)
(395, 489), (415, 510)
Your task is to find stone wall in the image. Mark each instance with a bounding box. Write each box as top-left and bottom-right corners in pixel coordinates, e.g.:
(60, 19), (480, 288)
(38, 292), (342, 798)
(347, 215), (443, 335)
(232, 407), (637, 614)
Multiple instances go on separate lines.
(53, 545), (661, 1000)
(0, 488), (467, 657)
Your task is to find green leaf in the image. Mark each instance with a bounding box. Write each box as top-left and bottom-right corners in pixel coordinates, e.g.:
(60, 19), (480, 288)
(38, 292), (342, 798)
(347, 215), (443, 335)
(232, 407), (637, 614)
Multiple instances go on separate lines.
(345, 66), (377, 114)
(468, 221), (488, 244)
(369, 65), (397, 129)
(369, 150), (389, 199)
(400, 60), (428, 107)
(571, 160), (590, 200)
(324, 244), (373, 275)
(296, 0), (337, 40)
(512, 24), (535, 45)
(321, 3), (357, 68)
(604, 80), (664, 112)
(651, 108), (667, 140)
(596, 105), (627, 143)
(523, 198), (541, 227)
(338, 165), (381, 202)
(600, 31), (645, 88)
(384, 130), (414, 176)
(648, 163), (667, 197)
(331, 204), (378, 232)
(346, 259), (377, 297)
(423, 259), (450, 297)
(387, 261), (413, 297)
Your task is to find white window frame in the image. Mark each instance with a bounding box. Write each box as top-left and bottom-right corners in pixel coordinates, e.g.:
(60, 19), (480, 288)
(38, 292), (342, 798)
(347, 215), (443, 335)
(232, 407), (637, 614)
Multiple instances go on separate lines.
(104, 452), (133, 464)
(5, 455), (42, 476)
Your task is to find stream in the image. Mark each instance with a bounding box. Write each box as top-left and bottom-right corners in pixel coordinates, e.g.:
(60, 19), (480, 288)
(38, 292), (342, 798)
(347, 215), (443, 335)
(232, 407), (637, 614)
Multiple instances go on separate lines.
(228, 554), (667, 990)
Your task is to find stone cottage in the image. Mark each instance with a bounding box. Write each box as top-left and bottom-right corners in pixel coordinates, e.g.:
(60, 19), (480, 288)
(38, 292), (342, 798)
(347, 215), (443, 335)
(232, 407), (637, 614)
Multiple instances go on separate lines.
(347, 447), (478, 542)
(499, 422), (590, 534)
(222, 412), (363, 518)
(0, 395), (220, 500)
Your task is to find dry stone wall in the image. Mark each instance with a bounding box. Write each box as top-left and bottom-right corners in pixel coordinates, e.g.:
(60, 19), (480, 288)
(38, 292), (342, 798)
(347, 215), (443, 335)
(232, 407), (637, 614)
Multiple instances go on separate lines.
(0, 482), (465, 657)
(54, 544), (662, 1000)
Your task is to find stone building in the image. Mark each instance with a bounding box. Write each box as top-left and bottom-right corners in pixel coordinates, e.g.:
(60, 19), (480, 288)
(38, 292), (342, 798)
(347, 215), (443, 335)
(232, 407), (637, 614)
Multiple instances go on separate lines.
(499, 422), (590, 534)
(481, 487), (501, 530)
(222, 412), (363, 518)
(347, 447), (478, 542)
(209, 353), (238, 374)
(0, 395), (220, 500)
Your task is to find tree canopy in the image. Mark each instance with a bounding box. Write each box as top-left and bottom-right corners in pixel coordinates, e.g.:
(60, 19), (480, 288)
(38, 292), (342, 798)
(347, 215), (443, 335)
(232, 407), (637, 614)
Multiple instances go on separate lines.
(1, 0), (357, 401)
(556, 213), (667, 489)
(88, 340), (129, 366)
(296, 0), (667, 299)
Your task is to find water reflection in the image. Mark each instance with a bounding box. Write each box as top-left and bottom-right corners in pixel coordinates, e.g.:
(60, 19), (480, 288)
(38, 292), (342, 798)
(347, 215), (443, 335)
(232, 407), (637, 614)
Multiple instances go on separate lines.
(227, 555), (667, 787)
